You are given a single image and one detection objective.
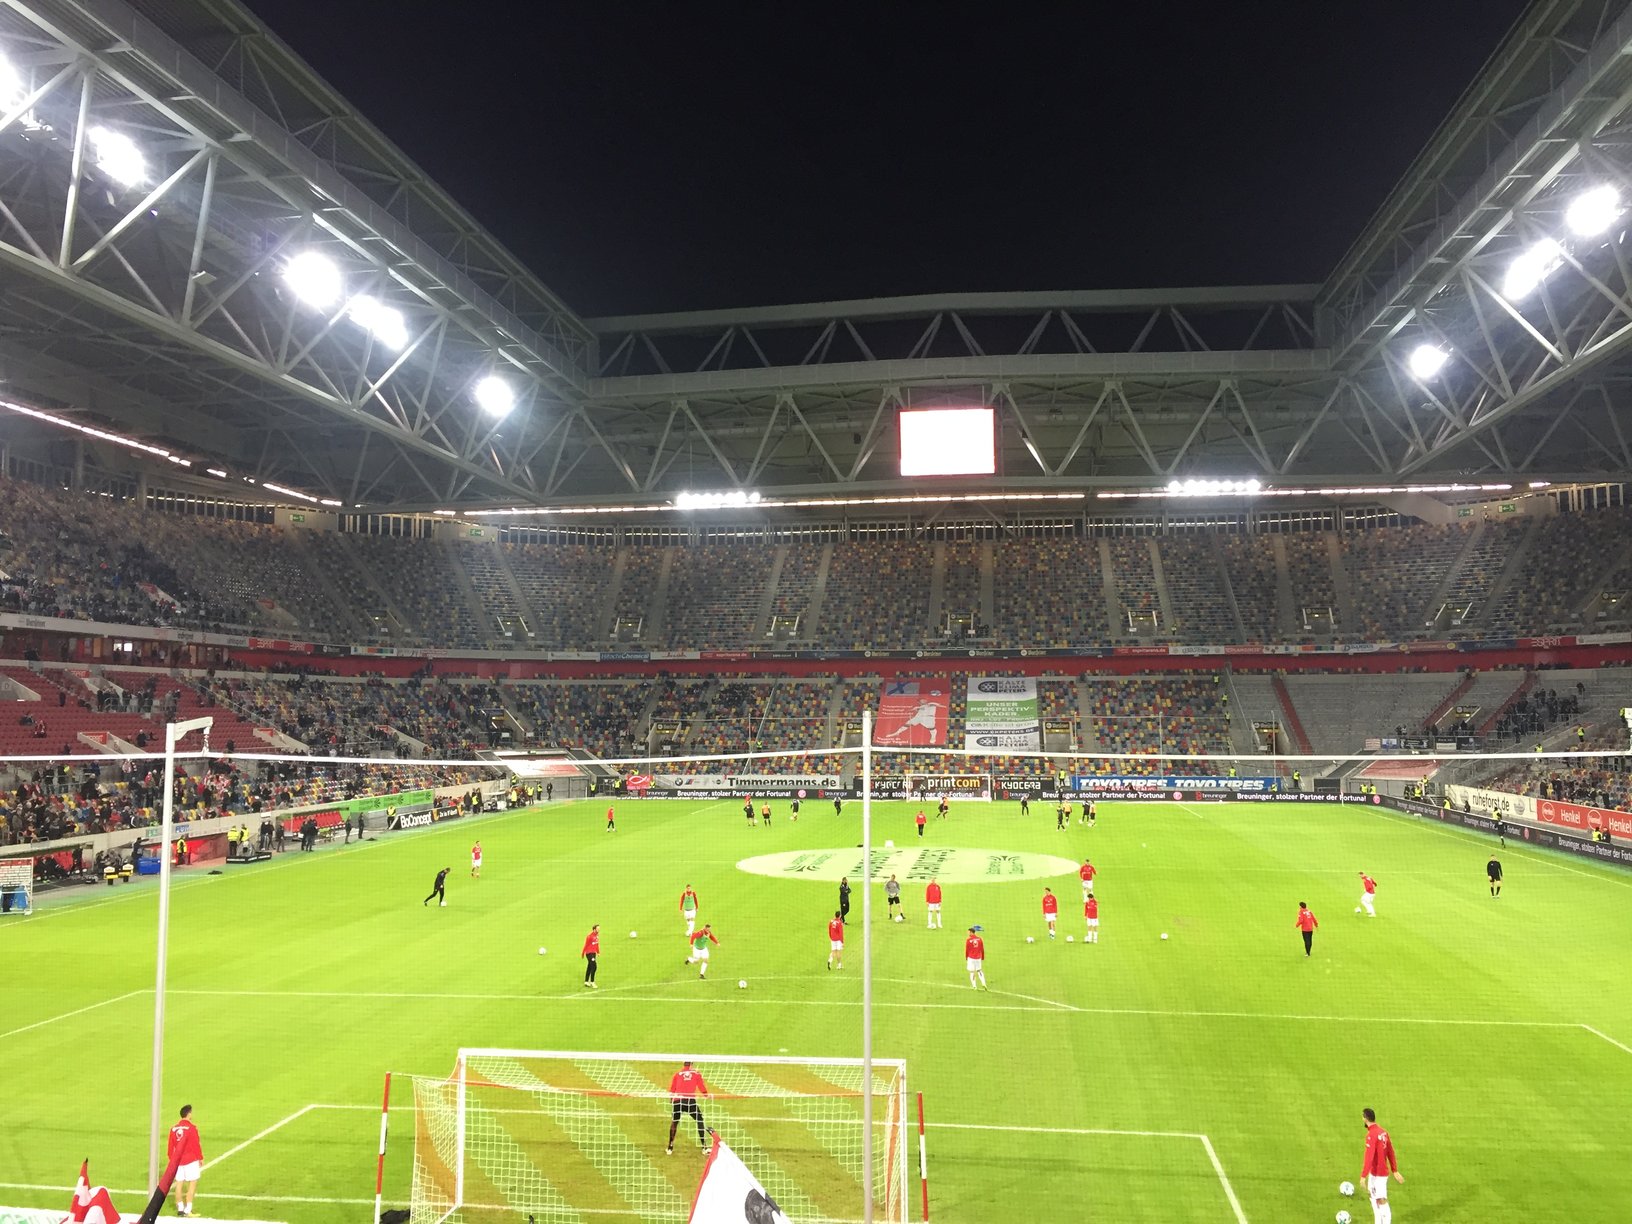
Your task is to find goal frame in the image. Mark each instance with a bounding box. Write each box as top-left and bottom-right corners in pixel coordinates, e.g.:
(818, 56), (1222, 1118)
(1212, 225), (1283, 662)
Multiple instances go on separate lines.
(0, 857), (34, 916)
(381, 1046), (913, 1224)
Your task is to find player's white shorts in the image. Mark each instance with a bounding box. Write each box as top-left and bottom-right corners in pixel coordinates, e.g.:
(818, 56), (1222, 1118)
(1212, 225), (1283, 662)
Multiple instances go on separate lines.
(691, 948), (710, 961)
(927, 902), (941, 913)
(1045, 913), (1056, 924)
(472, 857), (482, 867)
(1360, 892), (1375, 909)
(175, 1161), (201, 1182)
(1366, 1174), (1390, 1203)
(1085, 918), (1099, 929)
(684, 910), (697, 923)
(830, 939), (844, 951)
(1081, 879), (1094, 894)
(965, 957), (984, 972)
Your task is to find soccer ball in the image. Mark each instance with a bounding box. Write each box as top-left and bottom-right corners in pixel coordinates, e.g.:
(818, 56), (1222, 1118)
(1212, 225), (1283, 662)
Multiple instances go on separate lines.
(1337, 1212), (1352, 1224)
(737, 979), (747, 989)
(1026, 936), (1035, 944)
(1339, 1181), (1355, 1197)
(1066, 935), (1075, 943)
(1355, 906), (1363, 913)
(629, 930), (638, 938)
(537, 947), (547, 955)
(1160, 933), (1169, 940)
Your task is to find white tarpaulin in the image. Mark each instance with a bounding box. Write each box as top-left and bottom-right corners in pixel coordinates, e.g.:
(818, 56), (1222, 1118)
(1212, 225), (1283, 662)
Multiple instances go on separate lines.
(688, 1136), (792, 1224)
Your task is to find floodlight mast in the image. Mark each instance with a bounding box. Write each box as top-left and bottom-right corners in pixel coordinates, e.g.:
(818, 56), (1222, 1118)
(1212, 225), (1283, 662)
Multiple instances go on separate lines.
(148, 716), (213, 1187)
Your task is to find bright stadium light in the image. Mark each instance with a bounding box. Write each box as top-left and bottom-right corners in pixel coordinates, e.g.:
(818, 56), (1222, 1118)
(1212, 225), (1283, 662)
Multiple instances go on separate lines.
(283, 250), (343, 309)
(348, 295), (409, 350)
(1408, 343), (1449, 380)
(473, 374), (515, 418)
(0, 52), (25, 109)
(1163, 478), (1262, 497)
(1501, 237), (1563, 300)
(1566, 184), (1622, 237)
(675, 490), (762, 510)
(88, 126), (146, 187)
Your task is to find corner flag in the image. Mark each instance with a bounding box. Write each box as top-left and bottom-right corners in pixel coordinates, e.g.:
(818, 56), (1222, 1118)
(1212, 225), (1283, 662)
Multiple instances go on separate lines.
(687, 1135), (791, 1224)
(67, 1160), (121, 1224)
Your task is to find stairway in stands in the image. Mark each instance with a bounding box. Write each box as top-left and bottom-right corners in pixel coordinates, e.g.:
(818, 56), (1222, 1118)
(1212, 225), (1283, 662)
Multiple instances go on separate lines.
(1269, 673), (1313, 754)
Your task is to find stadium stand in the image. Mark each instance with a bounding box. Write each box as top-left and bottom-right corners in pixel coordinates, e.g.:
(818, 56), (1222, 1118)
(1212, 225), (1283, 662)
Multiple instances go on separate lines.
(1218, 533), (1279, 641)
(991, 537), (1108, 647)
(665, 541), (775, 649)
(817, 539), (932, 649)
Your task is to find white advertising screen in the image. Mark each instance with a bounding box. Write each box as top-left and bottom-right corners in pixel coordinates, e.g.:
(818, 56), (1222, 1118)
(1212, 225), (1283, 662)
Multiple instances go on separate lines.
(898, 407), (996, 477)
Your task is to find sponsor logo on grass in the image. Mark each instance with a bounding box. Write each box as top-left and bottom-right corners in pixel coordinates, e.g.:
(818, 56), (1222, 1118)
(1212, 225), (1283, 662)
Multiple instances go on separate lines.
(736, 847), (1080, 884)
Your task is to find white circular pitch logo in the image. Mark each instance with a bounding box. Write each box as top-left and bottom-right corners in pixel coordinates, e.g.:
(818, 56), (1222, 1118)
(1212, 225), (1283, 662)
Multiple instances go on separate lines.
(737, 847), (1080, 885)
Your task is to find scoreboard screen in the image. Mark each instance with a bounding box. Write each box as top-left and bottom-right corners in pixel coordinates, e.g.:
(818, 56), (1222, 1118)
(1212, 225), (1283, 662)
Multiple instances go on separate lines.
(898, 406), (995, 477)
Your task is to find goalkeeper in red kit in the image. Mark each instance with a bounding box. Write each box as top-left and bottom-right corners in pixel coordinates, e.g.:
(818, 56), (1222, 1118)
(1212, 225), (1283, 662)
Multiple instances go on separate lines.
(1360, 1107), (1403, 1223)
(666, 1060), (711, 1154)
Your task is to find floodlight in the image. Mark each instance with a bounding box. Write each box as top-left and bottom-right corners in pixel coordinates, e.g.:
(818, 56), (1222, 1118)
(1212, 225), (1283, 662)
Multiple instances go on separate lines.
(88, 126), (145, 188)
(1566, 184), (1621, 237)
(283, 250), (343, 309)
(0, 53), (24, 110)
(675, 489), (760, 510)
(1501, 238), (1562, 300)
(348, 295), (409, 350)
(473, 374), (515, 418)
(1164, 478), (1262, 497)
(1407, 343), (1449, 380)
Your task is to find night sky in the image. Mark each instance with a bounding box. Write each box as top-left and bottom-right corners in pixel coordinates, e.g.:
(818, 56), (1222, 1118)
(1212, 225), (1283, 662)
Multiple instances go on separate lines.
(244, 1), (1533, 318)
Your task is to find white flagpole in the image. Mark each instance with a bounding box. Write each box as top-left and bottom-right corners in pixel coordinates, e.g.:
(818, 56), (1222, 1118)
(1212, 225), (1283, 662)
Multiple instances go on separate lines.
(861, 706), (874, 1224)
(149, 716), (212, 1187)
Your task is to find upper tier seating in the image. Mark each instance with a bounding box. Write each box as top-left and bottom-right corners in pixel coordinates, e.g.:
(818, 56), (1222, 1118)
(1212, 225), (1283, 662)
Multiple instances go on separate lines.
(6, 472), (1625, 653)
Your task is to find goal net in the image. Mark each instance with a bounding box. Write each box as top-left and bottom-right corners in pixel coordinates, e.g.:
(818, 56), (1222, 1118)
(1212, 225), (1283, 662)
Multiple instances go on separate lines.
(391, 1048), (909, 1224)
(0, 858), (33, 916)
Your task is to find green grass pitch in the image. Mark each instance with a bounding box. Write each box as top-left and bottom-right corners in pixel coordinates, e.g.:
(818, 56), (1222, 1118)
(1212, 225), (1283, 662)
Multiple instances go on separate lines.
(3, 796), (1630, 1223)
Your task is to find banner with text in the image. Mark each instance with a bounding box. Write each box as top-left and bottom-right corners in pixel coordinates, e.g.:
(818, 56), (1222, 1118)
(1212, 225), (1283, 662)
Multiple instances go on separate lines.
(1536, 797), (1632, 838)
(964, 676), (1041, 750)
(1071, 774), (1278, 796)
(1444, 785), (1537, 821)
(868, 772), (990, 799)
(874, 679), (950, 747)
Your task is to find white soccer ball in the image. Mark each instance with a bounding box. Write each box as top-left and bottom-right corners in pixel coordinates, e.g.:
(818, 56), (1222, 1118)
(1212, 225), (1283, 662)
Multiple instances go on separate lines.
(1066, 935), (1075, 943)
(1355, 906), (1363, 913)
(1339, 1181), (1355, 1197)
(1160, 932), (1169, 940)
(629, 930), (638, 938)
(538, 947), (547, 955)
(737, 979), (747, 989)
(1337, 1212), (1352, 1224)
(1026, 936), (1035, 944)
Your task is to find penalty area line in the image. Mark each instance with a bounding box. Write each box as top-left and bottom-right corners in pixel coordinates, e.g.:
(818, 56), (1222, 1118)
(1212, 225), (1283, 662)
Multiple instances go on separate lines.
(0, 989), (147, 1042)
(1580, 1024), (1632, 1056)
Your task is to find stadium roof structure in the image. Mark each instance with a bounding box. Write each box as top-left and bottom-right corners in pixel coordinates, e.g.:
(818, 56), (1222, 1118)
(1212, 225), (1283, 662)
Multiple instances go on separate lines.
(3, 0), (1632, 516)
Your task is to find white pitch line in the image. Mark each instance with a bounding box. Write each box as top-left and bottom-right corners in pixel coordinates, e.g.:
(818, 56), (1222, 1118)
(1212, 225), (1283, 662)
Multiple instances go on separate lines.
(185, 984), (1602, 1029)
(0, 1183), (372, 1206)
(1580, 1024), (1632, 1056)
(0, 989), (146, 1042)
(1199, 1133), (1250, 1224)
(1368, 808), (1632, 889)
(925, 1122), (1249, 1222)
(203, 1104), (318, 1172)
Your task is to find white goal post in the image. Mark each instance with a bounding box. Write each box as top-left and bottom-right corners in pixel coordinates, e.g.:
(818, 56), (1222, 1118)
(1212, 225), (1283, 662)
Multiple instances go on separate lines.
(384, 1048), (911, 1224)
(0, 858), (33, 916)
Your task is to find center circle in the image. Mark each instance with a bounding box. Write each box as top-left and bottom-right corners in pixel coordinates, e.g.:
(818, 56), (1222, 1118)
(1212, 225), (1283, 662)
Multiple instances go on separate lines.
(736, 847), (1081, 885)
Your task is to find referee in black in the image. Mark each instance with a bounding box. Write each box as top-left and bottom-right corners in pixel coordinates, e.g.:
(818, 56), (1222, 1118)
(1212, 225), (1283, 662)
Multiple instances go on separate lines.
(839, 876), (852, 924)
(423, 866), (450, 907)
(666, 1060), (710, 1154)
(1487, 856), (1503, 897)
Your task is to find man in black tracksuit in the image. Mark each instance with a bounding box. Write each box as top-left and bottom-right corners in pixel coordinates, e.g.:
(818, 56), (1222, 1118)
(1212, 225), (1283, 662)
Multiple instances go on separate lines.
(424, 867), (450, 907)
(839, 876), (852, 924)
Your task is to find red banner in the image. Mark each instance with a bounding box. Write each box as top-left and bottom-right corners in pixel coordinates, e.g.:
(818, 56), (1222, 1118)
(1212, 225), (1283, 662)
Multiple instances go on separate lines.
(1535, 798), (1632, 838)
(874, 679), (950, 747)
(282, 809), (344, 834)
